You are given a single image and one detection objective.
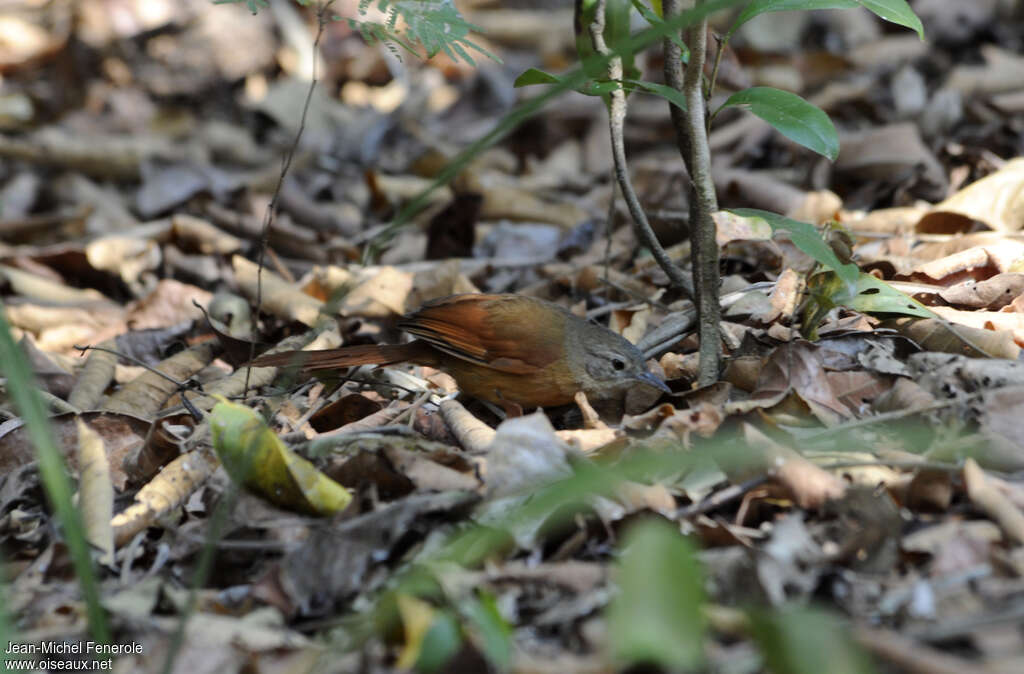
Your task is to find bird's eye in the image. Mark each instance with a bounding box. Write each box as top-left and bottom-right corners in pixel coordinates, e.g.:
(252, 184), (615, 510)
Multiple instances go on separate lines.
(611, 357), (625, 371)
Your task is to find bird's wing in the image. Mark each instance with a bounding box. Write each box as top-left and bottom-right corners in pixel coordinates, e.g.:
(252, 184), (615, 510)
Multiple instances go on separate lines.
(398, 294), (563, 374)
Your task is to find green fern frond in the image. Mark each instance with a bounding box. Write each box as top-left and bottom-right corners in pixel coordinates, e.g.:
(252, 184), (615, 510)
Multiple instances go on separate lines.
(217, 0), (500, 65)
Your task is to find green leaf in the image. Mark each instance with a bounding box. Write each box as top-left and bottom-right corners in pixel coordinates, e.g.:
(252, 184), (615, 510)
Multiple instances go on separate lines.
(575, 0), (638, 84)
(837, 274), (934, 318)
(584, 81), (623, 96)
(729, 0), (923, 40)
(856, 0), (924, 39)
(514, 68), (564, 87)
(605, 0), (637, 75)
(416, 611), (462, 673)
(750, 606), (875, 674)
(632, 0), (687, 54)
(729, 209), (936, 322)
(461, 593), (513, 670)
(607, 519), (705, 670)
(626, 79), (687, 111)
(727, 209), (858, 284)
(210, 396), (353, 516)
(720, 87), (839, 161)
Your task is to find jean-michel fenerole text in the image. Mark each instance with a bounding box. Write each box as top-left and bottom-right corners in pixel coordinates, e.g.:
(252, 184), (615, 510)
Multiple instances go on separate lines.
(6, 641), (142, 655)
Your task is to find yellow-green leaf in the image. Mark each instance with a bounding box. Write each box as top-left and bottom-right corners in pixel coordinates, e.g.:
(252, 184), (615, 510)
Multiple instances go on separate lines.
(209, 397), (352, 516)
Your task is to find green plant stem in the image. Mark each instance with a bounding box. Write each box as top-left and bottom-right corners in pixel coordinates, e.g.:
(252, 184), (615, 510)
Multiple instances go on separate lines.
(0, 305), (110, 644)
(664, 0), (721, 386)
(587, 0), (694, 299)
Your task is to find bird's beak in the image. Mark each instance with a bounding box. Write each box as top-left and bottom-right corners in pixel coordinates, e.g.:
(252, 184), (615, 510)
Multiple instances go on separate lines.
(635, 370), (671, 394)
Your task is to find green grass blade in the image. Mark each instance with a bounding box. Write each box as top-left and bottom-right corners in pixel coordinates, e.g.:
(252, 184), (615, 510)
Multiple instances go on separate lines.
(0, 305), (111, 644)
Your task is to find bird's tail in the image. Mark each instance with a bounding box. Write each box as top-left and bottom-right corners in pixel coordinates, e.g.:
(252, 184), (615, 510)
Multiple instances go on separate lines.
(250, 341), (431, 371)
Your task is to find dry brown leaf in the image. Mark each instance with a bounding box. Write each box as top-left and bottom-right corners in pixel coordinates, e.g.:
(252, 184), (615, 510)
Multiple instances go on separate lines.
(557, 428), (623, 453)
(75, 417), (114, 565)
(842, 205), (929, 235)
(0, 263), (111, 304)
(963, 458), (1024, 545)
(125, 279), (211, 330)
(929, 305), (1024, 344)
(383, 446), (479, 492)
(439, 398), (494, 454)
(68, 337), (117, 410)
(733, 424), (846, 509)
(917, 158), (1024, 233)
(836, 123), (946, 194)
(111, 449), (218, 547)
(85, 235), (160, 287)
(945, 45), (1024, 96)
(911, 242), (1024, 284)
(886, 317), (1021, 360)
(102, 339), (220, 418)
(339, 265), (414, 317)
(938, 273), (1024, 309)
(170, 213), (243, 254)
(753, 341), (853, 426)
(233, 254), (322, 326)
(0, 411), (150, 490)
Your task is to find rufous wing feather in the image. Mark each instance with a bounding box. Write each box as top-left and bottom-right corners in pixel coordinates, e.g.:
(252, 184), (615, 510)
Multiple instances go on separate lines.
(399, 294), (564, 374)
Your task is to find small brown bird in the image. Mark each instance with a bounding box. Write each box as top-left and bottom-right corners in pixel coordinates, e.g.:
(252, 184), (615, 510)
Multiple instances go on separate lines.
(252, 293), (669, 409)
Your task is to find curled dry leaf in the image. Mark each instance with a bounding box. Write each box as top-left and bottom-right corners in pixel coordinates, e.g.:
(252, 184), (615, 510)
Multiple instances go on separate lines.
(557, 428), (623, 453)
(67, 337), (117, 411)
(170, 213), (243, 254)
(737, 424), (845, 509)
(85, 235), (160, 287)
(0, 263), (111, 305)
(440, 398), (495, 454)
(111, 449), (218, 547)
(963, 458), (1024, 545)
(886, 317), (1021, 360)
(911, 242), (1024, 284)
(75, 417), (114, 565)
(938, 273), (1024, 310)
(232, 254), (322, 326)
(929, 305), (1024, 345)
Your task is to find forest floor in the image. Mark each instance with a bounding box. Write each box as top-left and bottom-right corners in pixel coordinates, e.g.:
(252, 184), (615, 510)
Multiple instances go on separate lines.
(2, 1), (1024, 672)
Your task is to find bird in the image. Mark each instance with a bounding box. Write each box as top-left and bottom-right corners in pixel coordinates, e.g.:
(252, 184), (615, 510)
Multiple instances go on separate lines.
(251, 293), (670, 410)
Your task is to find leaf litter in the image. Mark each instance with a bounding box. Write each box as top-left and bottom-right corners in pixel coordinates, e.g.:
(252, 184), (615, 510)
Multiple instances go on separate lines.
(1, 1), (1023, 672)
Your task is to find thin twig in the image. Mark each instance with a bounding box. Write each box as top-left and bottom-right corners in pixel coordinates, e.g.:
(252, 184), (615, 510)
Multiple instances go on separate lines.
(675, 476), (768, 519)
(706, 30), (726, 113)
(74, 344), (190, 389)
(587, 0), (694, 299)
(603, 167), (617, 288)
(246, 1), (334, 395)
(597, 275), (673, 313)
